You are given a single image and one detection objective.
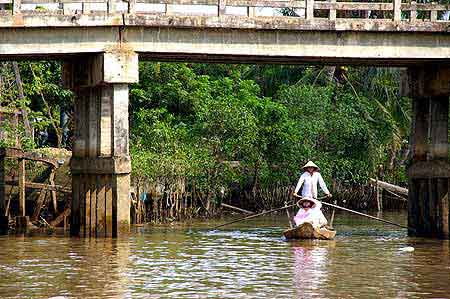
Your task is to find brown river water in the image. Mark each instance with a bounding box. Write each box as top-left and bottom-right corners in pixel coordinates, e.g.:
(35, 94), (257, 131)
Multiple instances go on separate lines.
(0, 211), (449, 299)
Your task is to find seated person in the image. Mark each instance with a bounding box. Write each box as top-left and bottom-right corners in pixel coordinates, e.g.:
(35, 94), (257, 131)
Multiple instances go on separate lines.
(294, 198), (327, 229)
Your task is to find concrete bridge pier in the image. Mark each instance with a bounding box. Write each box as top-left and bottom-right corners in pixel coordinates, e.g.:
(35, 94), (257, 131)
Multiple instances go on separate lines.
(407, 65), (450, 239)
(63, 51), (138, 237)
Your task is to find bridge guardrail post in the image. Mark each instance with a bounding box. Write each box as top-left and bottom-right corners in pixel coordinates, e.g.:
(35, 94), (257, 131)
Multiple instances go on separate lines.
(165, 2), (172, 15)
(128, 0), (136, 14)
(59, 2), (69, 15)
(394, 0), (401, 21)
(410, 1), (417, 22)
(306, 0), (314, 19)
(108, 0), (116, 14)
(329, 0), (336, 20)
(247, 6), (255, 17)
(431, 2), (437, 21)
(218, 0), (226, 16)
(12, 0), (21, 15)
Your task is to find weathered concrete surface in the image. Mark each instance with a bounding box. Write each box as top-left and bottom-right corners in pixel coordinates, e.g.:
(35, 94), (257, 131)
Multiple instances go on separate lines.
(1, 13), (450, 32)
(2, 18), (450, 65)
(65, 51), (137, 237)
(129, 27), (450, 65)
(407, 65), (450, 239)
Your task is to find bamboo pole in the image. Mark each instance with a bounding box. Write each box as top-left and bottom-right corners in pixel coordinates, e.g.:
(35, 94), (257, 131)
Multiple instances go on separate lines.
(320, 200), (409, 229)
(214, 195), (328, 229)
(329, 199), (337, 228)
(285, 201), (294, 229)
(296, 194), (411, 230)
(213, 203), (297, 229)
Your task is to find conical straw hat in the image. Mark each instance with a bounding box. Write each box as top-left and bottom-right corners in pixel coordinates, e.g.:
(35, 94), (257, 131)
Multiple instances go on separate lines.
(298, 197), (322, 209)
(302, 161), (319, 171)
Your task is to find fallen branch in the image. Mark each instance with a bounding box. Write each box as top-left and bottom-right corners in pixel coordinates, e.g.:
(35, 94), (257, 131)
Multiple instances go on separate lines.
(221, 203), (254, 214)
(384, 189), (407, 202)
(369, 178), (408, 196)
(50, 207), (71, 227)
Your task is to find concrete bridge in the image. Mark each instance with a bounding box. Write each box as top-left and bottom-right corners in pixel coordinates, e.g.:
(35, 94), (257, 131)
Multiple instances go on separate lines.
(0, 0), (448, 238)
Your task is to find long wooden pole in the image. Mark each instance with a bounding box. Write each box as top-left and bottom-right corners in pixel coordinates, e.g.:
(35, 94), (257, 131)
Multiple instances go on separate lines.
(285, 201), (294, 229)
(292, 194), (410, 230)
(320, 201), (410, 229)
(214, 195), (411, 231)
(213, 204), (297, 229)
(294, 195), (414, 230)
(329, 199), (337, 228)
(213, 196), (327, 229)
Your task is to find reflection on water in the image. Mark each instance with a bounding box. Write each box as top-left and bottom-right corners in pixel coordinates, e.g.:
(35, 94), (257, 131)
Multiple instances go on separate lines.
(0, 211), (449, 299)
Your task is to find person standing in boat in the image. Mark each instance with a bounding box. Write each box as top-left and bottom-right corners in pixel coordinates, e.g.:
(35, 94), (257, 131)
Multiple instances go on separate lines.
(292, 161), (332, 228)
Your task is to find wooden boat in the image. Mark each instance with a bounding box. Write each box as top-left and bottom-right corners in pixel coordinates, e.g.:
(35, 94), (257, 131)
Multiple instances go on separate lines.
(283, 222), (336, 240)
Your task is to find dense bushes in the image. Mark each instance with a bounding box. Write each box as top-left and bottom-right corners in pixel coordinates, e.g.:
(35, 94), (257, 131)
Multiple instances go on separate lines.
(0, 61), (414, 209)
(129, 63), (411, 206)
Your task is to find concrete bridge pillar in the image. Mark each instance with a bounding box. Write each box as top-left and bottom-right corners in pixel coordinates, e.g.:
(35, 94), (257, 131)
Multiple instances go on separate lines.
(63, 51), (138, 237)
(407, 65), (450, 239)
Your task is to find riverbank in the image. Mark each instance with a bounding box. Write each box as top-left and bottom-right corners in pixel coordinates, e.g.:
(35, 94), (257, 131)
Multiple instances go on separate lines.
(1, 146), (407, 233)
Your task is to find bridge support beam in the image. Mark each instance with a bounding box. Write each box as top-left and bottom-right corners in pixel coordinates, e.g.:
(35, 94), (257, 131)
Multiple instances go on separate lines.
(407, 65), (450, 239)
(63, 51), (138, 237)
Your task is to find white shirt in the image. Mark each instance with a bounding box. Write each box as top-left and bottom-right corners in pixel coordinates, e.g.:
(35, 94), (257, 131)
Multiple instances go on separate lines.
(294, 207), (328, 228)
(294, 172), (330, 199)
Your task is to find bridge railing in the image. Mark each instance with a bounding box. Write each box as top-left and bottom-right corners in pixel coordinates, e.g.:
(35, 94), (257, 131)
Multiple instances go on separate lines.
(1, 0), (450, 22)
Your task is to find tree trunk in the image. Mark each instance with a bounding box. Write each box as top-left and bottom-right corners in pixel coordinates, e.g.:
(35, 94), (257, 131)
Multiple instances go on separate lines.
(29, 64), (62, 148)
(12, 62), (33, 140)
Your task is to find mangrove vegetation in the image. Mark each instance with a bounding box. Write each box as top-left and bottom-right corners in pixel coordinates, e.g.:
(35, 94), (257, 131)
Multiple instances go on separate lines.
(0, 61), (431, 216)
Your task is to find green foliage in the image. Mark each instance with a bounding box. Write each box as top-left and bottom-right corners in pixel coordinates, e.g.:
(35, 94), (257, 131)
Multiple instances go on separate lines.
(130, 62), (413, 199)
(1, 59), (417, 203)
(0, 120), (34, 150)
(0, 61), (73, 148)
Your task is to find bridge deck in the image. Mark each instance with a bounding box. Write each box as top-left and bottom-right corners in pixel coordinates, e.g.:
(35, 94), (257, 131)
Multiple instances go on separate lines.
(1, 0), (450, 64)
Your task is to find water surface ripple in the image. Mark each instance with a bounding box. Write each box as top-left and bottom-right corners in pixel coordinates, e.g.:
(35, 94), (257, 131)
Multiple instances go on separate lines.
(0, 212), (449, 299)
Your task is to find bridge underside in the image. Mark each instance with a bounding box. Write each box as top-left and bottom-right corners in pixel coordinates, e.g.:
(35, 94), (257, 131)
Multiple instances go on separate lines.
(0, 17), (448, 237)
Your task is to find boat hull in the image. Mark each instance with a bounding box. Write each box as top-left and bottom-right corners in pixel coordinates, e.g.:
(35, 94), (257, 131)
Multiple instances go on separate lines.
(283, 222), (336, 240)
